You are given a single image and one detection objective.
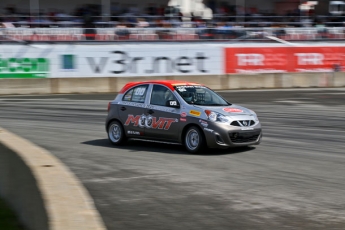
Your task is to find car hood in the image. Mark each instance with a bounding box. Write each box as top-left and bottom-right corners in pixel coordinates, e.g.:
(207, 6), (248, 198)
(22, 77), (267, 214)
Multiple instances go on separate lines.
(193, 104), (253, 117)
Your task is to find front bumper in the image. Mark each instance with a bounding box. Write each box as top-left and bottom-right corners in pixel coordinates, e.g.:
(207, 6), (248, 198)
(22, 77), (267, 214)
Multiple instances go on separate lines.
(203, 122), (262, 149)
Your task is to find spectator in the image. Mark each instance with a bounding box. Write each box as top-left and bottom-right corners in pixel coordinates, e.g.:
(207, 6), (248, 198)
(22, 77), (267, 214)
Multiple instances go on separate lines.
(115, 20), (129, 38)
(314, 19), (328, 38)
(157, 5), (165, 16)
(82, 10), (96, 40)
(146, 4), (157, 16)
(136, 18), (149, 28)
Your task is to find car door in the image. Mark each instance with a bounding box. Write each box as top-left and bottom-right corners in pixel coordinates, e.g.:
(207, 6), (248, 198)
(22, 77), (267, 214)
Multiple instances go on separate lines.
(144, 84), (181, 141)
(118, 84), (149, 138)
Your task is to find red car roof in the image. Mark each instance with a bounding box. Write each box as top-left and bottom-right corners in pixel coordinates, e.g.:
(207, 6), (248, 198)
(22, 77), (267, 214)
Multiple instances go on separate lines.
(119, 80), (202, 93)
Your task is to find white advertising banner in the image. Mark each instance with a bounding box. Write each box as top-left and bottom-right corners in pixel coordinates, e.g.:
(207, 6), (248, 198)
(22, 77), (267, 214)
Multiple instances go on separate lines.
(0, 44), (223, 78)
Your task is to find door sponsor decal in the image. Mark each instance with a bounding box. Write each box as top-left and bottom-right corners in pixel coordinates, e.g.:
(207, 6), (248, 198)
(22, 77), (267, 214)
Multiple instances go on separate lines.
(127, 130), (142, 135)
(125, 114), (178, 130)
(181, 112), (187, 117)
(119, 101), (175, 112)
(223, 108), (243, 113)
(189, 110), (201, 117)
(180, 118), (187, 122)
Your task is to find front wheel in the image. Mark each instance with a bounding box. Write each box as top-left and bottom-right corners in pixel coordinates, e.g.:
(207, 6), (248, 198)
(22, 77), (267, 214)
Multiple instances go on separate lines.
(184, 126), (206, 154)
(108, 121), (126, 145)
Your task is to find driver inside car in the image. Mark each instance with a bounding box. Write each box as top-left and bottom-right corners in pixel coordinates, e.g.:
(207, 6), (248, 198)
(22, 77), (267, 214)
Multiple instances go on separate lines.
(181, 91), (195, 103)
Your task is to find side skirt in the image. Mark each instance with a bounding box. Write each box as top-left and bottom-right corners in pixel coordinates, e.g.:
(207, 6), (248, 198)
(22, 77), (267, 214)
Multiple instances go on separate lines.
(129, 138), (182, 145)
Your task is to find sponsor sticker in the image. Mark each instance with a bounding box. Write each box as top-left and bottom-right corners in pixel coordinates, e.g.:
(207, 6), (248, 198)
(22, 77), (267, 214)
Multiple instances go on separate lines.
(189, 110), (201, 117)
(181, 112), (187, 117)
(127, 131), (141, 135)
(204, 128), (214, 133)
(223, 108), (243, 113)
(124, 94), (132, 101)
(146, 104), (175, 112)
(199, 119), (208, 127)
(180, 118), (187, 122)
(241, 127), (254, 130)
(122, 101), (145, 107)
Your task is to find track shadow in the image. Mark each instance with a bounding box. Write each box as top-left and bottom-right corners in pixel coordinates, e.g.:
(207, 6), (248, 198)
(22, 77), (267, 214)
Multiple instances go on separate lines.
(82, 139), (255, 156)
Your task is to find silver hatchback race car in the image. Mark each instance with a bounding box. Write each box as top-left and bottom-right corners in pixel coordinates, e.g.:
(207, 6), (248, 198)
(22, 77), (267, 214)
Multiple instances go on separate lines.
(106, 80), (262, 153)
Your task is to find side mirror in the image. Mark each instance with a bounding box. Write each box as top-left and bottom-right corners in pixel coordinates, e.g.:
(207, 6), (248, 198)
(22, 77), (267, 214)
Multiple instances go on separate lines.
(166, 100), (180, 108)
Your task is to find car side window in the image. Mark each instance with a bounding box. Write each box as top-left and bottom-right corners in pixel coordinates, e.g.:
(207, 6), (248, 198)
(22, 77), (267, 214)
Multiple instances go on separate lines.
(123, 85), (148, 103)
(150, 85), (177, 106)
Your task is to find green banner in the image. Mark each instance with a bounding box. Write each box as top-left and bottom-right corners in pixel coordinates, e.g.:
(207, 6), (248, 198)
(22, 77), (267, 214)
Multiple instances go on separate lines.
(0, 57), (49, 78)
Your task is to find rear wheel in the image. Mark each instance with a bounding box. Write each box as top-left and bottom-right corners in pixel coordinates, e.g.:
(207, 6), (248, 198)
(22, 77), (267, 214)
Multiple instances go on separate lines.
(108, 121), (126, 145)
(184, 126), (205, 154)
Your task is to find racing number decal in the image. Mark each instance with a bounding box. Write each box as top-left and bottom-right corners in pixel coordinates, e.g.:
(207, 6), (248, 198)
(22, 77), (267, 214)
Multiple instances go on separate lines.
(134, 87), (146, 96)
(125, 114), (177, 130)
(169, 101), (177, 106)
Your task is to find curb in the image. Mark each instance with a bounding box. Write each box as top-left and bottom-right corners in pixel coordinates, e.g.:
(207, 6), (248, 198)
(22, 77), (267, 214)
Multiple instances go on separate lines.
(0, 127), (106, 230)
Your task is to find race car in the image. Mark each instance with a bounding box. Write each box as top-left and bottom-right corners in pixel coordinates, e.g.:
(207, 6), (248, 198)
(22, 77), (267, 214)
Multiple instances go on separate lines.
(106, 80), (262, 153)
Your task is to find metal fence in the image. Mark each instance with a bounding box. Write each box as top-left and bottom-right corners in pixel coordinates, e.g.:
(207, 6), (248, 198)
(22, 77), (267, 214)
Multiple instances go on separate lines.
(1, 15), (345, 28)
(0, 27), (344, 42)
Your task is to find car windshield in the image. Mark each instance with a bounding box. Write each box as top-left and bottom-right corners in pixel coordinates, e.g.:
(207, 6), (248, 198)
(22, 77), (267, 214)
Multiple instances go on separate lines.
(174, 85), (230, 106)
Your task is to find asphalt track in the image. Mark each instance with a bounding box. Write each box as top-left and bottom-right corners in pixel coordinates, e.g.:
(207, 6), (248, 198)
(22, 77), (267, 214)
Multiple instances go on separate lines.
(0, 88), (345, 230)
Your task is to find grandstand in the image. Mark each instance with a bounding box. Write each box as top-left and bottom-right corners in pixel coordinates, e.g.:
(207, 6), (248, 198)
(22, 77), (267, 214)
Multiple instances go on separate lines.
(0, 0), (345, 42)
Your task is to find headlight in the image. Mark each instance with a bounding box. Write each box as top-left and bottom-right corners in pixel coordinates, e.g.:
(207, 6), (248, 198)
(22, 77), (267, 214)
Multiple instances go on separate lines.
(205, 110), (229, 123)
(249, 110), (259, 122)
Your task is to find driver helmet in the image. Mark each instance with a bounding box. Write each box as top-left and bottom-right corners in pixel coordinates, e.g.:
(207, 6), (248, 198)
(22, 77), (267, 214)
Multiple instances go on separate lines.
(182, 91), (194, 103)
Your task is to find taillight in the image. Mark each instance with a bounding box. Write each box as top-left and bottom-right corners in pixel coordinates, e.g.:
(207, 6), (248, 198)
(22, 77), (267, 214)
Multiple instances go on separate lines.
(107, 102), (111, 112)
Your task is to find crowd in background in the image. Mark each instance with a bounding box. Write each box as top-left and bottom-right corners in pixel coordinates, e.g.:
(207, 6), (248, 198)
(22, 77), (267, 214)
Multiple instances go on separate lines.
(0, 2), (345, 29)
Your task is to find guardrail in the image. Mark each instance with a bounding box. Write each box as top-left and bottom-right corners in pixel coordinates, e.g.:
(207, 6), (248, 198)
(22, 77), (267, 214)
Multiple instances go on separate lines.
(0, 27), (344, 42)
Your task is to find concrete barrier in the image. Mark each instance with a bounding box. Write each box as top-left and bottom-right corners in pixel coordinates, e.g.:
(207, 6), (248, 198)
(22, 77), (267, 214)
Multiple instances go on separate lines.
(0, 127), (106, 230)
(0, 78), (51, 95)
(0, 73), (345, 95)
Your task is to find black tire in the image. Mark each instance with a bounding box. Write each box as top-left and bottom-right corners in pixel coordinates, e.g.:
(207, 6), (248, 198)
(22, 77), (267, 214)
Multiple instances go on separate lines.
(107, 121), (126, 145)
(184, 126), (206, 154)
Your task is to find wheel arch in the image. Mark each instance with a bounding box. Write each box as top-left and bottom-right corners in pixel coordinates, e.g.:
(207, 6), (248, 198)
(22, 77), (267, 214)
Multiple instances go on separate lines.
(106, 118), (123, 132)
(180, 123), (206, 145)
